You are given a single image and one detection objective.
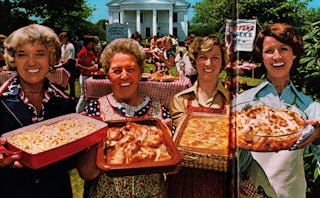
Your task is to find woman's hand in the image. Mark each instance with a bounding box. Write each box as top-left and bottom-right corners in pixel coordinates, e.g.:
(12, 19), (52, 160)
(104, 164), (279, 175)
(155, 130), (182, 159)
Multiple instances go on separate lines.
(296, 119), (320, 149)
(0, 137), (23, 168)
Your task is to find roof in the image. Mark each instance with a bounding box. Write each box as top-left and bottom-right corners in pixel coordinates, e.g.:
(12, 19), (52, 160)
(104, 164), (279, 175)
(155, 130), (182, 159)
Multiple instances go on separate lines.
(107, 0), (190, 6)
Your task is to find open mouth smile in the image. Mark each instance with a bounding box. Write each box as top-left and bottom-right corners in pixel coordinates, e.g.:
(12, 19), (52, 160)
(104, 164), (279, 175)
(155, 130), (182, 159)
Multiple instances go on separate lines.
(120, 82), (131, 87)
(272, 62), (284, 67)
(203, 67), (213, 73)
(27, 69), (40, 73)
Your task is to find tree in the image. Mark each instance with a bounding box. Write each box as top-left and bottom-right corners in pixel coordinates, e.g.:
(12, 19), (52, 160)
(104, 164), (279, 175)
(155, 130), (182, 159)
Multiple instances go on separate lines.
(190, 0), (233, 39)
(0, 0), (106, 41)
(189, 0), (316, 38)
(299, 21), (320, 100)
(237, 0), (311, 33)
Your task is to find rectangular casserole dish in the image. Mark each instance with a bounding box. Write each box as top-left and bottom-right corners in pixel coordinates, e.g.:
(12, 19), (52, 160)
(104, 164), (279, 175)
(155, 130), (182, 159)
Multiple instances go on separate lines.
(173, 112), (232, 171)
(96, 118), (183, 176)
(2, 113), (108, 169)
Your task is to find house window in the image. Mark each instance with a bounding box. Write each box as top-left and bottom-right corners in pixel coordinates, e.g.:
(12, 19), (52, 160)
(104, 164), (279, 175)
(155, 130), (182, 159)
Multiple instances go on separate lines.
(140, 12), (144, 23)
(173, 12), (178, 22)
(173, 27), (178, 38)
(146, 27), (151, 38)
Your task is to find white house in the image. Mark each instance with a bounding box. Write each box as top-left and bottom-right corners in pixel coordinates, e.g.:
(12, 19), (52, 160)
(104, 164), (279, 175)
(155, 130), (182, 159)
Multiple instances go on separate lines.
(106, 0), (190, 41)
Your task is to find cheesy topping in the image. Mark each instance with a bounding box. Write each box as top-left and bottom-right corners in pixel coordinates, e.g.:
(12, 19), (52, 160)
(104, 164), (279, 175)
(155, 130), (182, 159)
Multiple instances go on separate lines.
(179, 116), (230, 151)
(7, 118), (99, 154)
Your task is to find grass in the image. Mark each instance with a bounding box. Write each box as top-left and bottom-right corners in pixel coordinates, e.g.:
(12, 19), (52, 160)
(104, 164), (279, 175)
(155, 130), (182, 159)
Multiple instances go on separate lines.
(69, 169), (84, 198)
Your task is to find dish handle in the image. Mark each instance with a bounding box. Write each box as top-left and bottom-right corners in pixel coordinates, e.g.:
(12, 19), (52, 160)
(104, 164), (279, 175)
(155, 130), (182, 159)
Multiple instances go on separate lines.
(0, 144), (21, 156)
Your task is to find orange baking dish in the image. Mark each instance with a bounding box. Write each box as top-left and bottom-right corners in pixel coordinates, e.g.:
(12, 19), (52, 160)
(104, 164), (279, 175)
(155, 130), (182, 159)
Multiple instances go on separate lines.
(96, 118), (183, 176)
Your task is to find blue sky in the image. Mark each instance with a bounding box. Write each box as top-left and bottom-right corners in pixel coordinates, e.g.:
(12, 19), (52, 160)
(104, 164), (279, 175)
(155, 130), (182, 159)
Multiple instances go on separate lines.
(86, 0), (319, 23)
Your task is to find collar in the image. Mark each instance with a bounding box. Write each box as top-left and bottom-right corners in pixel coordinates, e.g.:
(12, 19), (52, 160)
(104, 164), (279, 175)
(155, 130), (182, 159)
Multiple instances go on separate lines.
(107, 94), (151, 117)
(0, 75), (68, 101)
(194, 80), (230, 102)
(246, 79), (313, 110)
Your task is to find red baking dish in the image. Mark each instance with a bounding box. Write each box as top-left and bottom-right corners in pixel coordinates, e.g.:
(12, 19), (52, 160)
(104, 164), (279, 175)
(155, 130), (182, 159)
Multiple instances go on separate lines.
(96, 118), (183, 176)
(1, 113), (108, 169)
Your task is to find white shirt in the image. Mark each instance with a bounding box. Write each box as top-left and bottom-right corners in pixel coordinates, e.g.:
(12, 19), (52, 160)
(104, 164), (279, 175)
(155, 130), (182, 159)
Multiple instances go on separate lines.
(175, 52), (197, 76)
(61, 41), (75, 62)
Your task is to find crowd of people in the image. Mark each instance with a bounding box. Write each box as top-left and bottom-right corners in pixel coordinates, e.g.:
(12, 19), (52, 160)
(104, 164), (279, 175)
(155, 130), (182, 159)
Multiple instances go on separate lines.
(0, 22), (319, 198)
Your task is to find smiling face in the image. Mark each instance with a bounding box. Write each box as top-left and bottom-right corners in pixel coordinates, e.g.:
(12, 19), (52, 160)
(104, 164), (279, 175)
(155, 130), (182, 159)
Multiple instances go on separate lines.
(108, 52), (142, 105)
(196, 45), (223, 83)
(262, 36), (296, 82)
(15, 42), (50, 88)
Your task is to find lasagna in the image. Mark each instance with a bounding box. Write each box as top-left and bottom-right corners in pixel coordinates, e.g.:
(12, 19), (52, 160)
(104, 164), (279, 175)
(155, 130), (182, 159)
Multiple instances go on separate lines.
(105, 122), (172, 164)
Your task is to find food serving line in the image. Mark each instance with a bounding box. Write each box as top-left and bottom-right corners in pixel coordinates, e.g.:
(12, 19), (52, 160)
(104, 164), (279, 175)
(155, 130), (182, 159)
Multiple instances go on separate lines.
(84, 77), (192, 106)
(0, 68), (70, 89)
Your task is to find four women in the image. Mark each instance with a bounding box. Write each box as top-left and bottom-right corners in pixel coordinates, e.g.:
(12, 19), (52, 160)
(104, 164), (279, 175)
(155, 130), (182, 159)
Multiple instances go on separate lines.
(1, 22), (320, 198)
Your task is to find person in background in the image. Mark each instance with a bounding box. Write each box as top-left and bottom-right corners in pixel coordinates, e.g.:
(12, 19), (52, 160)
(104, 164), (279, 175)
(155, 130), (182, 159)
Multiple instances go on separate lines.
(148, 34), (158, 63)
(95, 44), (103, 69)
(175, 34), (197, 83)
(152, 37), (164, 66)
(168, 35), (231, 198)
(131, 31), (143, 46)
(75, 35), (98, 113)
(236, 23), (320, 198)
(76, 38), (172, 197)
(0, 34), (6, 67)
(0, 24), (76, 198)
(59, 31), (77, 97)
(156, 36), (175, 72)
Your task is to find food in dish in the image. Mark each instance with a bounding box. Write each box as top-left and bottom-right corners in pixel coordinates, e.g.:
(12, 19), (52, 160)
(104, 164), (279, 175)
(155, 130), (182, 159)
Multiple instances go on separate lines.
(232, 103), (306, 151)
(178, 116), (230, 151)
(150, 70), (178, 82)
(7, 118), (99, 154)
(105, 122), (172, 164)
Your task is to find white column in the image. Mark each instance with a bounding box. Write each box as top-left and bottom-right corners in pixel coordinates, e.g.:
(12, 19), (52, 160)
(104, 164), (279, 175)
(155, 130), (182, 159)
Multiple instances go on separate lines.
(109, 11), (113, 23)
(136, 10), (141, 33)
(169, 9), (173, 35)
(184, 11), (188, 38)
(152, 9), (157, 36)
(120, 10), (124, 24)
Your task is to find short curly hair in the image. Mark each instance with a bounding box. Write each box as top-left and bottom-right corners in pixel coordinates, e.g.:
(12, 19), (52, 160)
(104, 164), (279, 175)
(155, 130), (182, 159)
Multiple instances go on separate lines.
(4, 24), (61, 70)
(100, 38), (146, 72)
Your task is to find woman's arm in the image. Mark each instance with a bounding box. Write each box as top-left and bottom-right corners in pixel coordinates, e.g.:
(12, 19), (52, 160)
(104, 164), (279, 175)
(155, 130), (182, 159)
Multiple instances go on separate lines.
(76, 144), (101, 180)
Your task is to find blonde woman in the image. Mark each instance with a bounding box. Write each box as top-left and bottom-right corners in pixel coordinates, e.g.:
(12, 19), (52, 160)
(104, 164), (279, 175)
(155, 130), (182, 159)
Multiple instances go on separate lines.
(0, 24), (76, 198)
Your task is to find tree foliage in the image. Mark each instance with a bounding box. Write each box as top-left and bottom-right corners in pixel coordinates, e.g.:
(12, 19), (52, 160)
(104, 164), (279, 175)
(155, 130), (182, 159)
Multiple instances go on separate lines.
(190, 0), (234, 39)
(298, 21), (320, 101)
(190, 0), (317, 38)
(0, 0), (106, 41)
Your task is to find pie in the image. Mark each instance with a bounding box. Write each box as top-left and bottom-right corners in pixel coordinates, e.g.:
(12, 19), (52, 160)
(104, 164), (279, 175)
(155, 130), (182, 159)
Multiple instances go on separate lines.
(105, 122), (172, 164)
(232, 104), (305, 151)
(7, 118), (99, 154)
(178, 116), (230, 151)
